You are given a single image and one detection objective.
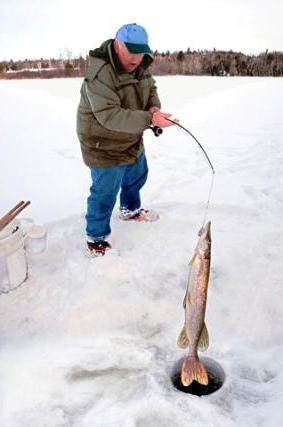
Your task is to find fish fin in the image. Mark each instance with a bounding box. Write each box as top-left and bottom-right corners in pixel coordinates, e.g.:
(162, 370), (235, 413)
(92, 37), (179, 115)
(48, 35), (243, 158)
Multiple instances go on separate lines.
(181, 355), (209, 386)
(197, 322), (209, 352)
(188, 253), (197, 266)
(177, 325), (190, 349)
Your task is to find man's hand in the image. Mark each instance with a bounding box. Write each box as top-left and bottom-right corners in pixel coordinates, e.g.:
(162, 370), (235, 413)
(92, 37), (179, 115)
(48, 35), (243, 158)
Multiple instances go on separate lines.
(151, 110), (178, 128)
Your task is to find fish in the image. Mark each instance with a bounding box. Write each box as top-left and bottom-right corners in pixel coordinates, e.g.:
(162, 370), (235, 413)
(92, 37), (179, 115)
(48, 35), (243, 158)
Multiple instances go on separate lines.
(177, 221), (212, 386)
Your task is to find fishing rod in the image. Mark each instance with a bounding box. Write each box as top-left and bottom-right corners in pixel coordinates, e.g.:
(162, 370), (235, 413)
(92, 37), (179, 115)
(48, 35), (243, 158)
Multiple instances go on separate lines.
(149, 119), (215, 234)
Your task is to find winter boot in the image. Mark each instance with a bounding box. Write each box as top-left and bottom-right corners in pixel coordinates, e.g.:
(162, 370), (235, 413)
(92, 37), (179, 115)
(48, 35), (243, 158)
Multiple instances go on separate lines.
(119, 208), (159, 222)
(86, 240), (112, 257)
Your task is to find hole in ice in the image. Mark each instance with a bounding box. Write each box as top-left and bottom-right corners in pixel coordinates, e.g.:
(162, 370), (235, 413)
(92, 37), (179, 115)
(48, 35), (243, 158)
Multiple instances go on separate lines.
(171, 356), (225, 396)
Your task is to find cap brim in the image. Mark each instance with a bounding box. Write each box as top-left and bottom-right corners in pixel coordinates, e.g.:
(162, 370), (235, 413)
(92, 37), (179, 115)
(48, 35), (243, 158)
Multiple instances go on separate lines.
(124, 42), (153, 54)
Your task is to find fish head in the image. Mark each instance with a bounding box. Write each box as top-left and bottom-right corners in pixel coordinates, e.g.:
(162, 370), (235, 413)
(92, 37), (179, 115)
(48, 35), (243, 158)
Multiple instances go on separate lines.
(196, 221), (211, 259)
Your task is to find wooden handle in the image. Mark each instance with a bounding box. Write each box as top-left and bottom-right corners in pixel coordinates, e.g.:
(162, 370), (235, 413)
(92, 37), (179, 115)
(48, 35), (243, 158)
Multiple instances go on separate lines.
(0, 201), (31, 233)
(7, 201), (25, 215)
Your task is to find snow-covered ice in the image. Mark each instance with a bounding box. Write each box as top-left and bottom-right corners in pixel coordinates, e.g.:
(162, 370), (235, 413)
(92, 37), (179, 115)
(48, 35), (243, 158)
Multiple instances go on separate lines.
(0, 76), (283, 426)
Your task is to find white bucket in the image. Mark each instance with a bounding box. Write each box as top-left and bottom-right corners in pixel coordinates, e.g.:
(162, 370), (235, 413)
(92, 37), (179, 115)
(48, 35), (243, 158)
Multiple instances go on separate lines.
(0, 220), (28, 293)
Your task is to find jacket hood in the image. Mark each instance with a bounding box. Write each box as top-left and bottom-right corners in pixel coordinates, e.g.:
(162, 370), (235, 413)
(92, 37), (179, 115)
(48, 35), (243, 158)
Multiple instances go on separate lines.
(89, 39), (154, 76)
(89, 39), (112, 59)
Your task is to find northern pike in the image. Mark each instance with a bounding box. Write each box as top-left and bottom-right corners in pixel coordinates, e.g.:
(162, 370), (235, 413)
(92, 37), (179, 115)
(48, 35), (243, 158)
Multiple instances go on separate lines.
(177, 221), (212, 386)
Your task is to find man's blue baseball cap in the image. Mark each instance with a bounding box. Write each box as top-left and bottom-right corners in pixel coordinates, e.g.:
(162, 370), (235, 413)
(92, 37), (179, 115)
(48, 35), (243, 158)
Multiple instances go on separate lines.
(116, 23), (153, 55)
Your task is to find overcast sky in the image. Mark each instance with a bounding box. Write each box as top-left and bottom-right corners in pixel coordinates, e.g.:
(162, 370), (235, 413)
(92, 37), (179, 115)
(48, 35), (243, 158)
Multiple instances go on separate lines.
(1, 0), (282, 60)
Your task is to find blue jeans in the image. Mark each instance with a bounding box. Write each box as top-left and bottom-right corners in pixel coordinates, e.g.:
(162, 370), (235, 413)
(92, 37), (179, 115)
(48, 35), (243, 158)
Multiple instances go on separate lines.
(86, 151), (148, 241)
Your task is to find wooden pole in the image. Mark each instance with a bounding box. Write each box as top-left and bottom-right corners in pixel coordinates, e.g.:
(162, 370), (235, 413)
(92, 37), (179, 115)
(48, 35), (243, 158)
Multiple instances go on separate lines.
(0, 201), (31, 233)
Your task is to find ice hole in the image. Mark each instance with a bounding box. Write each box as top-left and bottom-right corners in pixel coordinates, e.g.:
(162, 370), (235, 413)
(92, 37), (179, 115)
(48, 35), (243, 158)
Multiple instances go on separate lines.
(171, 356), (225, 396)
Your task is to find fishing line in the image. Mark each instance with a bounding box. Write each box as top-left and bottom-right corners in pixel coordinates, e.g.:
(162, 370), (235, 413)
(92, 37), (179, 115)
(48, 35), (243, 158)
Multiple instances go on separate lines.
(165, 118), (216, 234)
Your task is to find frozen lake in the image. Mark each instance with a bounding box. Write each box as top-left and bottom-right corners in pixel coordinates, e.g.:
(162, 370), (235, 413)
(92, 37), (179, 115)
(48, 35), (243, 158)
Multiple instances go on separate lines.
(0, 75), (283, 426)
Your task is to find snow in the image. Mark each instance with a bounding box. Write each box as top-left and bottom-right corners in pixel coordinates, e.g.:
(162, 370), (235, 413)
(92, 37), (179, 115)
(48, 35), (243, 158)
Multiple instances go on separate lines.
(0, 75), (283, 426)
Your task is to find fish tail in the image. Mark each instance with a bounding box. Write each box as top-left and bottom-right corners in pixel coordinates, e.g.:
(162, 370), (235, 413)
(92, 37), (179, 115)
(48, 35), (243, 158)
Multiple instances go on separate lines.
(181, 354), (209, 386)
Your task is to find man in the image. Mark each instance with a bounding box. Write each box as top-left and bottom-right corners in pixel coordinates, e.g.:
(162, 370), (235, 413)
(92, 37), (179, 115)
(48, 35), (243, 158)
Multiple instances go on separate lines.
(77, 23), (176, 256)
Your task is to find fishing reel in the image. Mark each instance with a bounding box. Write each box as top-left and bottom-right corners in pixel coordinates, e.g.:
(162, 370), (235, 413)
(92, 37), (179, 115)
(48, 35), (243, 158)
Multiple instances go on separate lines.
(149, 125), (163, 137)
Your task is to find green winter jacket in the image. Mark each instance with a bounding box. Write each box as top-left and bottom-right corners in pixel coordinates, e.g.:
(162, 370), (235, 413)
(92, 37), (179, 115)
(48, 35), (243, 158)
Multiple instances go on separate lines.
(76, 39), (161, 167)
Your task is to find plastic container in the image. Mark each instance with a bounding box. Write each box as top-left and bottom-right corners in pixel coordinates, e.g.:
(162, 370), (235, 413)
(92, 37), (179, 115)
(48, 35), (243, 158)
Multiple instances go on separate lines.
(25, 224), (47, 255)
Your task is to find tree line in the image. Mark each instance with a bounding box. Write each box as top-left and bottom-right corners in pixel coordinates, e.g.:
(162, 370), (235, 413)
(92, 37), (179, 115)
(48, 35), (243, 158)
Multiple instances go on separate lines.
(0, 49), (282, 79)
